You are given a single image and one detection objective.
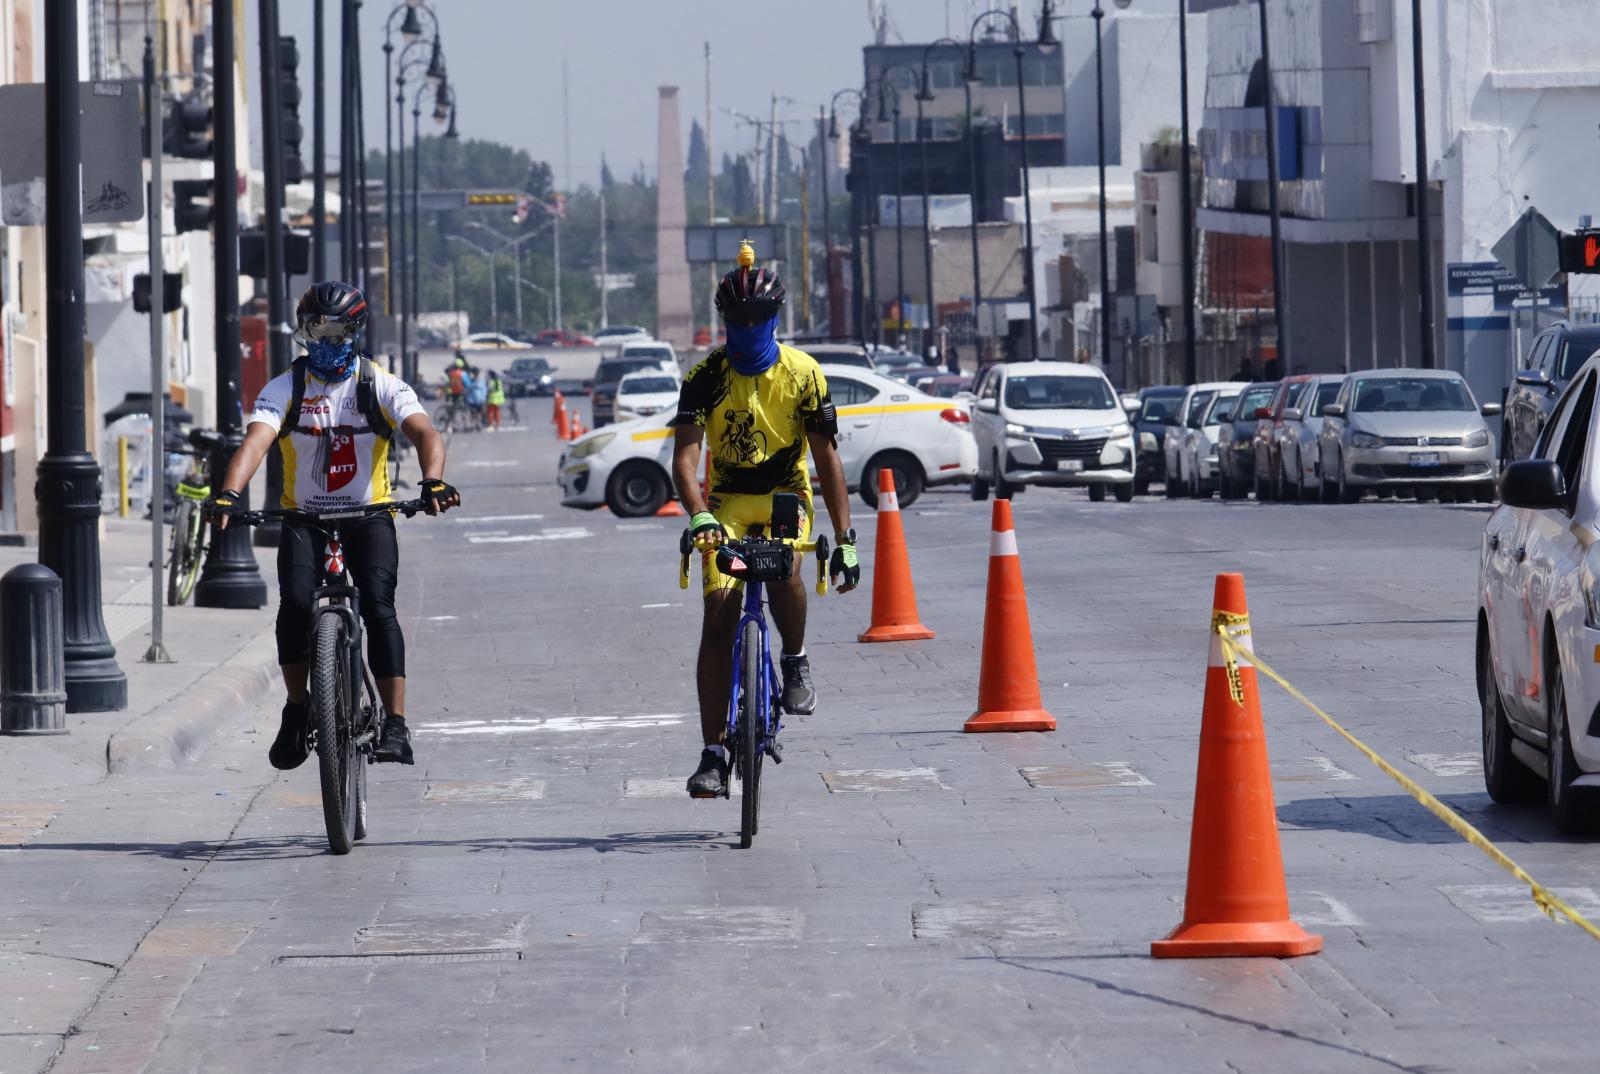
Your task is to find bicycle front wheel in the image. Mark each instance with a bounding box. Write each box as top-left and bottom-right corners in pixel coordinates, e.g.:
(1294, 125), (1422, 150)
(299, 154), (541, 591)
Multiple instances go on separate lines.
(737, 618), (764, 849)
(312, 613), (358, 854)
(166, 501), (203, 606)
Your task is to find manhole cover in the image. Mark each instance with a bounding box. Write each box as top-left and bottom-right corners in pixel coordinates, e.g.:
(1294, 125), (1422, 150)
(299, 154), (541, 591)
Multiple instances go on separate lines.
(1018, 762), (1151, 789)
(278, 950), (522, 966)
(821, 768), (947, 793)
(912, 899), (1078, 941)
(423, 778), (546, 803)
(634, 906), (801, 944)
(355, 913), (525, 954)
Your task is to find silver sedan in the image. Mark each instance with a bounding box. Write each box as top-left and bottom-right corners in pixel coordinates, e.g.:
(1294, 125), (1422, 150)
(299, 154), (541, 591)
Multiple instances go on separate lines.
(1316, 369), (1501, 503)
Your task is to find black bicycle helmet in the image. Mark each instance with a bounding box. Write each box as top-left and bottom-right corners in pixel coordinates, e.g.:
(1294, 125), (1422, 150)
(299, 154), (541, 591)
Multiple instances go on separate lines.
(295, 280), (368, 343)
(714, 242), (786, 325)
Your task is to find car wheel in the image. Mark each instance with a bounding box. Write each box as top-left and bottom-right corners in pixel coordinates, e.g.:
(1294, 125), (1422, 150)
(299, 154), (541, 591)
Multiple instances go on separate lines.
(1088, 484), (1107, 502)
(1480, 619), (1540, 804)
(1164, 462), (1181, 499)
(605, 461), (671, 518)
(1113, 482), (1134, 503)
(1272, 454), (1287, 501)
(994, 452), (1016, 500)
(1338, 456), (1361, 504)
(1476, 480), (1497, 504)
(1546, 649), (1599, 835)
(1218, 469), (1233, 500)
(1415, 485), (1438, 503)
(1294, 454), (1309, 501)
(1134, 473), (1150, 497)
(970, 470), (990, 500)
(1254, 467), (1272, 502)
(860, 451), (925, 510)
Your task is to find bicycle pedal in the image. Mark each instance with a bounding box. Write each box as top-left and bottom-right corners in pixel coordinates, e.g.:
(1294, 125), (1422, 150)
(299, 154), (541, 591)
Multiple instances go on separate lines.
(765, 741), (784, 764)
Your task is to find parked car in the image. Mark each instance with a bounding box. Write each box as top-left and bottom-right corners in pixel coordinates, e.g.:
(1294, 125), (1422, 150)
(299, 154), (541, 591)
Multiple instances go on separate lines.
(925, 374), (974, 399)
(873, 350), (930, 380)
(1478, 356), (1600, 831)
(902, 366), (944, 390)
(592, 325), (654, 348)
(1316, 368), (1500, 503)
(1178, 386), (1242, 499)
(1162, 383), (1230, 499)
(501, 354), (555, 397)
(557, 364), (976, 515)
(590, 351), (679, 425)
(1503, 321), (1600, 462)
(534, 328), (596, 347)
(613, 371), (681, 423)
(1275, 375), (1344, 499)
(456, 331), (522, 351)
(1252, 374), (1315, 500)
(1132, 386), (1186, 495)
(969, 361), (1136, 502)
(802, 342), (877, 371)
(1216, 381), (1278, 500)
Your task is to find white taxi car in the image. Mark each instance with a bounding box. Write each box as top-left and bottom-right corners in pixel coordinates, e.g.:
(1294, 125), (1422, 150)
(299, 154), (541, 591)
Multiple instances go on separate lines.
(1479, 357), (1600, 832)
(614, 371), (681, 423)
(558, 364), (977, 516)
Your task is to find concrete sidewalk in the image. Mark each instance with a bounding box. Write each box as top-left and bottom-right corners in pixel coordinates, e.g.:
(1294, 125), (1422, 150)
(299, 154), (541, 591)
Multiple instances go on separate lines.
(0, 516), (282, 795)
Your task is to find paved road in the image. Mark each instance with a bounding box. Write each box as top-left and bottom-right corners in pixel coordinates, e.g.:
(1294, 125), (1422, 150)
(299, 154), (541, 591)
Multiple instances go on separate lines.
(6, 405), (1597, 1073)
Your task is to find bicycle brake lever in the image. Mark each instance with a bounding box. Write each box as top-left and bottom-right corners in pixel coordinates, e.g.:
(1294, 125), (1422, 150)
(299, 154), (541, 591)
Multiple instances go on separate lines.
(815, 534), (830, 596)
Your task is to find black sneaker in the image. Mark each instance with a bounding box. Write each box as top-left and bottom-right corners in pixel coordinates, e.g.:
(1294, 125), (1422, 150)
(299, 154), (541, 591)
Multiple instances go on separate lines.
(780, 654), (816, 715)
(686, 749), (729, 798)
(373, 716), (414, 765)
(268, 700), (311, 771)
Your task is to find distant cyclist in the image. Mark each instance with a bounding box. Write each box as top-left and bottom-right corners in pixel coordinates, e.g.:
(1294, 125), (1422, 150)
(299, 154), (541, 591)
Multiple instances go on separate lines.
(671, 243), (860, 799)
(207, 281), (460, 770)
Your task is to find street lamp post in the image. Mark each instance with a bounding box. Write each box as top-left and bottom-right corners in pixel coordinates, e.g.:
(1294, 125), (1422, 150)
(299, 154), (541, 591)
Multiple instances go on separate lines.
(390, 33), (444, 384)
(1410, 0), (1436, 368)
(255, 0), (291, 549)
(195, 0), (268, 610)
(817, 106), (834, 338)
(1257, 0), (1290, 371)
(1094, 3), (1112, 377)
(1177, 0), (1198, 383)
(37, 0), (128, 709)
(312, 0), (327, 281)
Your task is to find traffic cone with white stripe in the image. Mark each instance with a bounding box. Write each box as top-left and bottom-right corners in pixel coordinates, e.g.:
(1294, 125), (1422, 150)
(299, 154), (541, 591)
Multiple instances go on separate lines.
(858, 468), (936, 643)
(964, 499), (1055, 732)
(552, 391), (569, 439)
(1151, 573), (1322, 958)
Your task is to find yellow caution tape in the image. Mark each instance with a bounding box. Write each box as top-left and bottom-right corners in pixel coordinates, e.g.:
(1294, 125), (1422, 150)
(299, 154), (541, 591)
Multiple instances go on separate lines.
(1212, 610), (1251, 703)
(1216, 625), (1600, 943)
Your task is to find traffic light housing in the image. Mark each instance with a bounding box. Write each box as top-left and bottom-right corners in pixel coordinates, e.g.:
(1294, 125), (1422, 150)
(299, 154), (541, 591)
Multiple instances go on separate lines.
(133, 272), (183, 314)
(164, 95), (212, 159)
(277, 36), (304, 183)
(238, 228), (312, 277)
(1560, 228), (1600, 274)
(173, 178), (213, 233)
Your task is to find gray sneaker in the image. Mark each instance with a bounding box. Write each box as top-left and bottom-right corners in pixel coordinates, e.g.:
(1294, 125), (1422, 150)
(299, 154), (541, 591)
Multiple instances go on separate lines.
(780, 654), (816, 715)
(687, 749), (729, 798)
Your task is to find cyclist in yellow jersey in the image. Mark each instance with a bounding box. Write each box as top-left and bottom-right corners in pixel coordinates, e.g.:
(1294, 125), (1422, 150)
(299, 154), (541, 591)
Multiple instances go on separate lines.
(672, 243), (861, 798)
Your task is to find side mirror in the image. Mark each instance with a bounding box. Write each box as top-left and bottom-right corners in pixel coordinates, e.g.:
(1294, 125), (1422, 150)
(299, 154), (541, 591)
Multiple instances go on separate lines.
(1515, 369), (1551, 388)
(976, 397), (999, 413)
(1254, 406), (1272, 420)
(1282, 407), (1303, 422)
(1481, 402), (1503, 417)
(1323, 403), (1346, 418)
(1120, 394), (1141, 413)
(1500, 459), (1567, 510)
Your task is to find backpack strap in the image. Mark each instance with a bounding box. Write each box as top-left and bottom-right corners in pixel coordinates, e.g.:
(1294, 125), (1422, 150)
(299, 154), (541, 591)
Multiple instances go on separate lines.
(277, 357), (309, 440)
(355, 356), (395, 440)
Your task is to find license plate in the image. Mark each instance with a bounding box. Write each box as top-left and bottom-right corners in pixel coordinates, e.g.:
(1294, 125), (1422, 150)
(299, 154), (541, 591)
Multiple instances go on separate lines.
(1410, 452), (1442, 467)
(1057, 459), (1084, 472)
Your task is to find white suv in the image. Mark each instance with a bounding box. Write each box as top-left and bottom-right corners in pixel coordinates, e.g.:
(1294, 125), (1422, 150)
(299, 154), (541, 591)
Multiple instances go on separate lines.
(969, 361), (1136, 502)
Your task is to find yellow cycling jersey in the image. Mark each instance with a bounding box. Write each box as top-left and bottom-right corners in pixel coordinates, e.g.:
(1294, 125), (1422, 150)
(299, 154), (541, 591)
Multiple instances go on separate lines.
(672, 343), (832, 498)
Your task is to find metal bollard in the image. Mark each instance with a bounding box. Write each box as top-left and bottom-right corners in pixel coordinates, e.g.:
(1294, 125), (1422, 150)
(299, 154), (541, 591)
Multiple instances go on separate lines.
(0, 564), (69, 735)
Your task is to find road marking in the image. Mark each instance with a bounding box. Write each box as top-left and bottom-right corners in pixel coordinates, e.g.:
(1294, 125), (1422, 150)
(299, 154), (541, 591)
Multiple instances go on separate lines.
(450, 513), (545, 523)
(466, 527), (592, 544)
(424, 615), (460, 621)
(616, 522), (665, 530)
(821, 768), (948, 792)
(462, 459), (520, 468)
(1439, 884), (1600, 925)
(640, 602), (678, 609)
(912, 899), (1079, 940)
(1406, 752), (1483, 777)
(1293, 892), (1365, 927)
(417, 713), (688, 736)
(1274, 756), (1359, 782)
(623, 777), (740, 798)
(1018, 762), (1152, 789)
(424, 778), (546, 803)
(634, 907), (801, 944)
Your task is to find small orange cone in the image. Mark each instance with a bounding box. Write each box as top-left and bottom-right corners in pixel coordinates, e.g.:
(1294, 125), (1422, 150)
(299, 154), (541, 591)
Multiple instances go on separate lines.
(656, 499), (686, 517)
(568, 414), (585, 442)
(1151, 573), (1322, 959)
(858, 468), (935, 643)
(553, 392), (569, 439)
(964, 499), (1054, 732)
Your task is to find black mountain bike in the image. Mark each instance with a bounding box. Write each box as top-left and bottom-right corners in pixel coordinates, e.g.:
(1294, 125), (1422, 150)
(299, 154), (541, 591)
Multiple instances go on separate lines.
(231, 499), (429, 854)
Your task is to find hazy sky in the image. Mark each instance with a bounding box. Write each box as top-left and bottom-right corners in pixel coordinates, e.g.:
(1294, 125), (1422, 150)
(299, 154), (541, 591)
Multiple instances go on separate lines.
(263, 0), (1181, 187)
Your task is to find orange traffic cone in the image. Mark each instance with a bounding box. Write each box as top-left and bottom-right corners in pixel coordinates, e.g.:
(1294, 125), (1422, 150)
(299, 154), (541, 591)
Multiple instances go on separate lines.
(858, 468), (934, 643)
(964, 499), (1054, 732)
(656, 498), (686, 517)
(552, 392), (569, 439)
(1151, 573), (1322, 959)
(568, 414), (584, 442)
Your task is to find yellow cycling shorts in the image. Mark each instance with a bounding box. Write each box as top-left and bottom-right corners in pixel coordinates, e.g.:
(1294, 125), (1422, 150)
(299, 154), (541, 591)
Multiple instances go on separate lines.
(700, 491), (813, 596)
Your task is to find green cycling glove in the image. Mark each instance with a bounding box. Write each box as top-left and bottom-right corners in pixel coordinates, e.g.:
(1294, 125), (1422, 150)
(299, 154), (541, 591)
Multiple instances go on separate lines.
(830, 541), (861, 592)
(690, 511), (726, 551)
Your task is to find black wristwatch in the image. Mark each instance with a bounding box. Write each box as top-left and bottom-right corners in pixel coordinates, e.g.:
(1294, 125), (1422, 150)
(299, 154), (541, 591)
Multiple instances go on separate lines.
(834, 528), (856, 546)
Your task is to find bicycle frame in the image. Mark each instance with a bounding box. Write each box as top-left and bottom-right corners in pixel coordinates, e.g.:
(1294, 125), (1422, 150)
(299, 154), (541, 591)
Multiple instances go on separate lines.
(726, 578), (783, 762)
(305, 522), (384, 750)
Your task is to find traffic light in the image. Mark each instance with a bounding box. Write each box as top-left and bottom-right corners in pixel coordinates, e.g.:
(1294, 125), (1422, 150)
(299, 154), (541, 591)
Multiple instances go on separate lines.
(132, 272), (183, 314)
(173, 178), (213, 233)
(1560, 228), (1600, 274)
(164, 95), (212, 159)
(238, 228), (311, 277)
(276, 36), (304, 183)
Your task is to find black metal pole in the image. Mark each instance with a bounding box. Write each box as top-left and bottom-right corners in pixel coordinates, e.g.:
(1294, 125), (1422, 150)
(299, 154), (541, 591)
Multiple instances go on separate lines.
(256, 0), (289, 550)
(917, 93), (934, 361)
(966, 79), (982, 361)
(38, 0), (128, 711)
(395, 74), (409, 378)
(312, 0), (328, 281)
(353, 6), (375, 355)
(892, 98), (905, 350)
(864, 125), (880, 348)
(1178, 0), (1198, 383)
(382, 38), (394, 324)
(819, 108), (834, 339)
(411, 100), (422, 370)
(1014, 45), (1039, 359)
(339, 1), (353, 279)
(1410, 0), (1436, 369)
(1094, 5), (1112, 378)
(848, 123), (868, 348)
(1258, 0), (1290, 370)
(195, 0), (268, 609)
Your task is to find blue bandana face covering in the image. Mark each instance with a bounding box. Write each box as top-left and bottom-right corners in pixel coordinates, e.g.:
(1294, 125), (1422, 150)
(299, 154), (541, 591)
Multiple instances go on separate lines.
(306, 339), (357, 382)
(726, 316), (780, 376)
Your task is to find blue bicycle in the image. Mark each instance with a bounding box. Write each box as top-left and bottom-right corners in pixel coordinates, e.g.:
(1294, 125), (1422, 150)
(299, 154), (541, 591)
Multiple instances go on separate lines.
(679, 493), (830, 848)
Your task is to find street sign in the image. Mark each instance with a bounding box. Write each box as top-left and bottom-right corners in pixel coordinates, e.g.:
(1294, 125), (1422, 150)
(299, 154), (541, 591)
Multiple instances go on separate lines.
(1491, 208), (1563, 291)
(0, 81), (144, 225)
(1445, 261), (1511, 297)
(1492, 276), (1566, 310)
(685, 225), (783, 264)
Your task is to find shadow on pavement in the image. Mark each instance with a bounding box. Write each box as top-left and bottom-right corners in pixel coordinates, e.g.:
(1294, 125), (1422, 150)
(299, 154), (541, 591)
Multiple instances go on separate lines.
(19, 830), (728, 860)
(1276, 793), (1555, 844)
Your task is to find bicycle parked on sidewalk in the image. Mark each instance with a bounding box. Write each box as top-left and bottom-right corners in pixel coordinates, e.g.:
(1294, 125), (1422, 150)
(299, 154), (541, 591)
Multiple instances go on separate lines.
(167, 428), (226, 606)
(230, 498), (431, 854)
(677, 492), (830, 848)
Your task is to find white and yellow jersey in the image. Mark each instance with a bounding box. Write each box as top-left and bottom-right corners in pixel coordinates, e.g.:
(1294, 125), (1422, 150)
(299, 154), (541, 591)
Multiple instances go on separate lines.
(248, 365), (425, 510)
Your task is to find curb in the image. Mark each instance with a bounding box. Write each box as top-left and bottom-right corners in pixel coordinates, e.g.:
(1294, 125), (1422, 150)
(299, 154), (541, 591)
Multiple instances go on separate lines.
(106, 629), (282, 775)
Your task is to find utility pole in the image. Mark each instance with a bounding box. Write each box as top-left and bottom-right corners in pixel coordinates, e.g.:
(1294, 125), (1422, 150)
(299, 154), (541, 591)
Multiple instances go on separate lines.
(554, 213), (563, 332)
(142, 20), (172, 665)
(195, 0), (267, 609)
(256, 0), (289, 548)
(1178, 0), (1197, 384)
(800, 147), (812, 333)
(312, 0), (327, 281)
(1410, 0), (1437, 368)
(599, 189), (609, 328)
(1258, 0), (1290, 370)
(705, 41), (716, 330)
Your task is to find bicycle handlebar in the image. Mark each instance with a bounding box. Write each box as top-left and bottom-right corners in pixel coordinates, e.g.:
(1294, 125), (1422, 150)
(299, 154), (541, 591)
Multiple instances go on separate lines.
(677, 530), (831, 596)
(226, 498), (431, 527)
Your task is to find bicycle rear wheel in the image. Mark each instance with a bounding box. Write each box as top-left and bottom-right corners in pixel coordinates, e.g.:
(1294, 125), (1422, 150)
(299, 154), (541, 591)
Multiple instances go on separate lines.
(166, 502), (203, 606)
(312, 614), (358, 854)
(737, 619), (763, 849)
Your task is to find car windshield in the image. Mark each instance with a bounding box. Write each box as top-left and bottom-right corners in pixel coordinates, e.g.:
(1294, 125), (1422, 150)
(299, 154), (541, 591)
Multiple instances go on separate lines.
(928, 378), (972, 397)
(1232, 387), (1275, 420)
(1557, 338), (1600, 381)
(1184, 391), (1212, 425)
(1307, 382), (1341, 417)
(510, 358), (549, 373)
(622, 346), (673, 361)
(597, 359), (662, 381)
(1004, 375), (1115, 410)
(620, 376), (677, 394)
(1140, 396), (1182, 422)
(1353, 377), (1474, 412)
(1204, 394), (1240, 425)
(596, 327), (644, 338)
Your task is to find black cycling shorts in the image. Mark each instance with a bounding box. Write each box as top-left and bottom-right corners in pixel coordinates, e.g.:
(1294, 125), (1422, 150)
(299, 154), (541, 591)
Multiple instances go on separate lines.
(275, 514), (405, 678)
